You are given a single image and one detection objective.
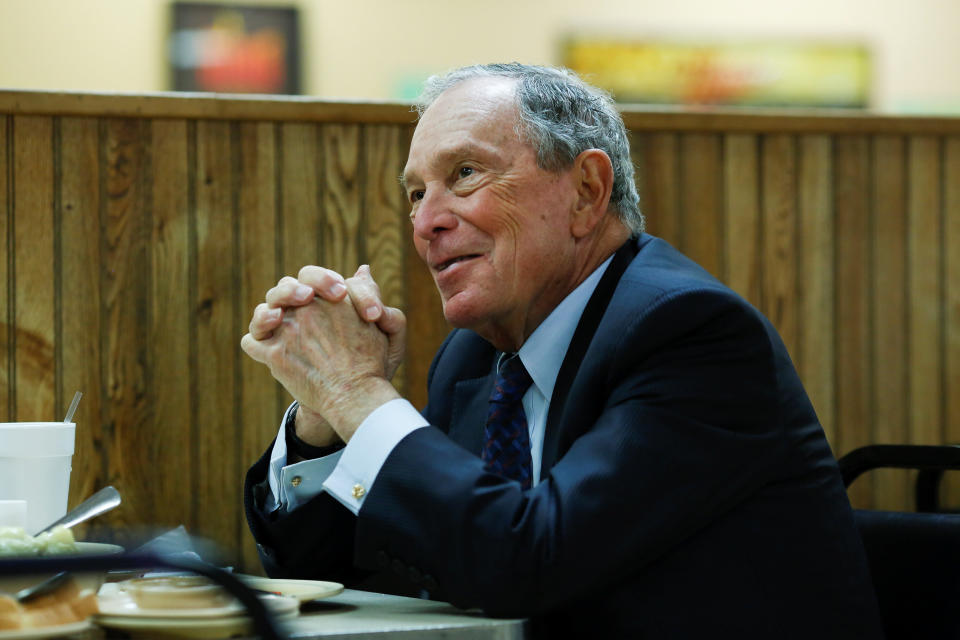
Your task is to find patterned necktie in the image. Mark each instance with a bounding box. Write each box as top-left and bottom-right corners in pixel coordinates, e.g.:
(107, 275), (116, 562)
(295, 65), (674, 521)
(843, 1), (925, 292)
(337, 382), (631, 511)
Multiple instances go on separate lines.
(482, 354), (534, 489)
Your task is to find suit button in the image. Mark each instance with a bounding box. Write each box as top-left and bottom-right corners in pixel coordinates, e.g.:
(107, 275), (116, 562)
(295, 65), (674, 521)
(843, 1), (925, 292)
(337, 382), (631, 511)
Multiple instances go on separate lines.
(391, 559), (405, 575)
(407, 566), (422, 583)
(423, 574), (438, 592)
(376, 550), (389, 568)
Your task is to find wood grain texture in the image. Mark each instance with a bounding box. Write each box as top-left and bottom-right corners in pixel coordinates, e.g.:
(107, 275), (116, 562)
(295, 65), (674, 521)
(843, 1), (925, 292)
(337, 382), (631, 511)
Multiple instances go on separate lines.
(280, 123), (320, 277)
(13, 116), (56, 422)
(100, 118), (151, 533)
(237, 121), (281, 572)
(907, 137), (943, 448)
(321, 125), (362, 275)
(58, 117), (103, 522)
(944, 137), (960, 509)
(833, 136), (873, 507)
(148, 119), (192, 532)
(637, 133), (679, 245)
(797, 135), (835, 447)
(723, 134), (761, 305)
(870, 135), (910, 510)
(760, 135), (798, 357)
(194, 120), (240, 558)
(0, 116), (8, 421)
(679, 134), (723, 277)
(363, 125), (406, 395)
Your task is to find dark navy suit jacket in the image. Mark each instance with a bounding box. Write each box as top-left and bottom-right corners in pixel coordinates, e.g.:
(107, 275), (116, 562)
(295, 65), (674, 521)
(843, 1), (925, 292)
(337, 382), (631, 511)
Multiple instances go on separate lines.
(245, 234), (884, 638)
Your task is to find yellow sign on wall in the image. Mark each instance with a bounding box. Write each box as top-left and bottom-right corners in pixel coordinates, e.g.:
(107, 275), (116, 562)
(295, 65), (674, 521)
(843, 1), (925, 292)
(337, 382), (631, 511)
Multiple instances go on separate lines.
(563, 37), (871, 108)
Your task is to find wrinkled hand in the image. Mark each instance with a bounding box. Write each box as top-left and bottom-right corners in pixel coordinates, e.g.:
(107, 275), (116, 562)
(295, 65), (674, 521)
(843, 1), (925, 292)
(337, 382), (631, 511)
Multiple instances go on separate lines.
(241, 265), (404, 442)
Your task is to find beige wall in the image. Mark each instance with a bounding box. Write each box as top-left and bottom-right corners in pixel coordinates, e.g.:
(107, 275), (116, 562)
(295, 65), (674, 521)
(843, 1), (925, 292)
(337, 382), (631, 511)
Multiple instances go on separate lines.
(1, 0), (958, 113)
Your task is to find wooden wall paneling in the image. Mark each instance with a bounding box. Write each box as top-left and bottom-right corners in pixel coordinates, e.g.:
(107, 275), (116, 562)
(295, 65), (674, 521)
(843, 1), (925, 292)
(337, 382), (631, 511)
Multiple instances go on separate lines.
(638, 133), (680, 246)
(13, 116), (56, 422)
(944, 136), (960, 509)
(148, 119), (192, 533)
(760, 135), (799, 357)
(280, 123), (320, 278)
(59, 117), (104, 526)
(907, 136), (944, 449)
(101, 118), (151, 533)
(362, 125), (407, 395)
(723, 134), (761, 306)
(237, 121), (280, 573)
(797, 136), (836, 447)
(193, 120), (240, 560)
(321, 124), (362, 276)
(0, 116), (8, 420)
(870, 135), (910, 510)
(679, 134), (723, 278)
(833, 135), (873, 507)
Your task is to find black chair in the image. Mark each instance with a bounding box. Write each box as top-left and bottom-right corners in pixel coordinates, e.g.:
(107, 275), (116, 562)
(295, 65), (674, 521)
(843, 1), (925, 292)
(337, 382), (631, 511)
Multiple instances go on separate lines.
(838, 444), (960, 640)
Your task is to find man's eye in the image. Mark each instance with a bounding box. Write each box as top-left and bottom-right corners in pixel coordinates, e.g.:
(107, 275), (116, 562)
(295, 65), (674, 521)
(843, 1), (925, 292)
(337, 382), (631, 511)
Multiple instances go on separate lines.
(410, 190), (425, 202)
(457, 167), (474, 179)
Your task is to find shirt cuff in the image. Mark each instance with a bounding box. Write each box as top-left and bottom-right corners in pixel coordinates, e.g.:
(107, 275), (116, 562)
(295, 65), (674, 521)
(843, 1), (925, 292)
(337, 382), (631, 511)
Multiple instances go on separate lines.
(266, 402), (298, 513)
(323, 398), (429, 515)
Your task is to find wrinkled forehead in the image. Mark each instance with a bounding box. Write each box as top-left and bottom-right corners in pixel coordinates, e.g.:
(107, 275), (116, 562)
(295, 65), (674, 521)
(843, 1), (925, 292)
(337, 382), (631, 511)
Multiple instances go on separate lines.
(403, 78), (522, 183)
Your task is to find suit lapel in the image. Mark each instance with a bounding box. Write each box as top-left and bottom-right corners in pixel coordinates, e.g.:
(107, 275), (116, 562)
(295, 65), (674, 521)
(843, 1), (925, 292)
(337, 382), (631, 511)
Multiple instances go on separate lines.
(540, 237), (641, 478)
(446, 369), (497, 455)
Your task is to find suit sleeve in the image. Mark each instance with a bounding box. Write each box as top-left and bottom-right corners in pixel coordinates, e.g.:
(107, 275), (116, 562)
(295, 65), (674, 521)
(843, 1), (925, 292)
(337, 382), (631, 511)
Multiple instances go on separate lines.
(351, 288), (796, 615)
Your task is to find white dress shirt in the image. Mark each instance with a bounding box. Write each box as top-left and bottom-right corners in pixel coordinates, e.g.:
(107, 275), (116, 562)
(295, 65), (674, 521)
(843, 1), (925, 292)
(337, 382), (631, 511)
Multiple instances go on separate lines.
(266, 255), (613, 515)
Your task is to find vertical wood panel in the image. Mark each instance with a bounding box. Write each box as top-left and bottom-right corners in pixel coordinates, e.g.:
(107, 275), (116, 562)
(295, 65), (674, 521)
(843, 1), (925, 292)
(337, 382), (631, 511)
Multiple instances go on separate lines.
(322, 125), (362, 275)
(0, 116), (9, 420)
(194, 120), (239, 557)
(238, 121), (280, 572)
(679, 134), (723, 277)
(13, 116), (56, 422)
(907, 137), (943, 448)
(797, 136), (836, 447)
(280, 123), (321, 276)
(871, 135), (910, 510)
(101, 118), (151, 530)
(149, 119), (193, 530)
(639, 133), (680, 246)
(944, 136), (960, 509)
(834, 135), (872, 507)
(760, 135), (798, 357)
(723, 134), (761, 306)
(363, 125), (406, 394)
(59, 117), (103, 521)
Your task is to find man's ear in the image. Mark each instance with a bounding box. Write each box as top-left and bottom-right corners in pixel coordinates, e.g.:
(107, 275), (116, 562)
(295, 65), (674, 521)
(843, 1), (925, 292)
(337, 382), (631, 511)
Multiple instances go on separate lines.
(570, 149), (614, 238)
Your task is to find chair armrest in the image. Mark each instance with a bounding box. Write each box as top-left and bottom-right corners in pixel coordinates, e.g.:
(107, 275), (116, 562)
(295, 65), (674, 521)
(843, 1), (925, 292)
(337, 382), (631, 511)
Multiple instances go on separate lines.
(838, 444), (960, 487)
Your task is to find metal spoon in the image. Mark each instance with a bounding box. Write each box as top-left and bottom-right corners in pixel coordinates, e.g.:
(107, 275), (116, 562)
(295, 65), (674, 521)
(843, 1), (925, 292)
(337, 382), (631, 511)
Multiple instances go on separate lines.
(35, 486), (121, 535)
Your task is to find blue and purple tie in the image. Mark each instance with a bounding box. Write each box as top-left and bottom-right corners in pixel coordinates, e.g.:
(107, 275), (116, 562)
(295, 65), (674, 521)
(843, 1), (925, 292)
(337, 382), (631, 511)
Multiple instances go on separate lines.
(481, 354), (534, 489)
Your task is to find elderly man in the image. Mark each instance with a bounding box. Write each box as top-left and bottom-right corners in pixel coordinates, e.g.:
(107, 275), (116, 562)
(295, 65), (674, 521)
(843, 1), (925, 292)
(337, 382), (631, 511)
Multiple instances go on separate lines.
(241, 64), (883, 638)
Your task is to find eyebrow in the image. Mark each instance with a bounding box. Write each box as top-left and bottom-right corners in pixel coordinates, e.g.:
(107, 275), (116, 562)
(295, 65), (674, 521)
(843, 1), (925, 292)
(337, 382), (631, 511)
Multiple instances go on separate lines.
(400, 142), (496, 191)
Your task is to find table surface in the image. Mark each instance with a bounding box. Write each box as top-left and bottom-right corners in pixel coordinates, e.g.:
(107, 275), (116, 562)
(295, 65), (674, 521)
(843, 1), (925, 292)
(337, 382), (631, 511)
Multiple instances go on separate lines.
(280, 589), (527, 639)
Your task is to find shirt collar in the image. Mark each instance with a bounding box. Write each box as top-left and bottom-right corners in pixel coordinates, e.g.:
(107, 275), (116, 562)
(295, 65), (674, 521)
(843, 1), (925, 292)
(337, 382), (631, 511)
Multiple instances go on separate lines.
(517, 254), (615, 401)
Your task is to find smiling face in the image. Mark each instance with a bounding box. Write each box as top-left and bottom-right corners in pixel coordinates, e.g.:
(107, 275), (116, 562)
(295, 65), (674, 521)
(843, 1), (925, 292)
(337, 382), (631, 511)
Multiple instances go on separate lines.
(402, 78), (588, 351)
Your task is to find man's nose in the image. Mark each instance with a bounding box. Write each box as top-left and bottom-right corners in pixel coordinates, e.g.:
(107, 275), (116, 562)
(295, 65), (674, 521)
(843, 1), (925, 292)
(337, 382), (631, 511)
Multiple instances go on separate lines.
(412, 188), (457, 240)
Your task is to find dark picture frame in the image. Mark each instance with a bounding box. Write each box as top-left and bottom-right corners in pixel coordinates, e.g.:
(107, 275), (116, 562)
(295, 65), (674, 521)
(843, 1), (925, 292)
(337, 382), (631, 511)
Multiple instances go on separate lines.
(168, 2), (301, 94)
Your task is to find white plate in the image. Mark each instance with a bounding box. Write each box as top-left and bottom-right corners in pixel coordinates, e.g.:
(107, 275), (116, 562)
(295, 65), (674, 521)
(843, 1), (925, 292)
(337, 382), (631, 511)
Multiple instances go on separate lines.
(97, 584), (299, 619)
(236, 576), (344, 603)
(94, 608), (298, 639)
(0, 542), (125, 594)
(0, 620), (93, 639)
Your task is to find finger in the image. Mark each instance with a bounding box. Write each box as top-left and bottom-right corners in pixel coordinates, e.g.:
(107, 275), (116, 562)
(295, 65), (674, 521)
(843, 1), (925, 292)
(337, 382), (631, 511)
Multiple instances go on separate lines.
(265, 276), (316, 307)
(346, 265), (384, 322)
(240, 332), (268, 364)
(248, 303), (283, 340)
(376, 305), (406, 337)
(298, 266), (348, 301)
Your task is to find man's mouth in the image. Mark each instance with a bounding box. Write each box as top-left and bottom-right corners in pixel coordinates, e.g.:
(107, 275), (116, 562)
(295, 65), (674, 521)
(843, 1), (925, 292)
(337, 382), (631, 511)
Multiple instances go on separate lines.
(436, 254), (481, 272)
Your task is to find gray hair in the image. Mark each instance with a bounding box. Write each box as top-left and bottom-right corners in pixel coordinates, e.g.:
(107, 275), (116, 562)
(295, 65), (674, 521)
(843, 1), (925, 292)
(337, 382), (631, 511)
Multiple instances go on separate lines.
(416, 63), (644, 234)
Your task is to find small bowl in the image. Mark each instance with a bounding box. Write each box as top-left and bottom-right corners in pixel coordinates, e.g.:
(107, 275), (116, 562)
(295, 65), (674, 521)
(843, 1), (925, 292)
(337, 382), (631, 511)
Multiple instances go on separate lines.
(121, 575), (233, 609)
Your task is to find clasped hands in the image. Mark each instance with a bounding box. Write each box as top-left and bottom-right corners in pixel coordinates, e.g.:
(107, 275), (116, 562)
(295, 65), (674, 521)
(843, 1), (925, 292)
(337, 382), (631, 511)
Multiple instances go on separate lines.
(240, 265), (405, 448)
